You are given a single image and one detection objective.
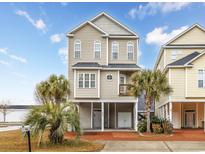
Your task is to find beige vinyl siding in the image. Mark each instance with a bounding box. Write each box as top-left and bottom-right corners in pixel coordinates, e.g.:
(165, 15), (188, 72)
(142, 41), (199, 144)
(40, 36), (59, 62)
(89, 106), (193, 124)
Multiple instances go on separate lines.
(164, 48), (205, 66)
(75, 70), (99, 98)
(170, 68), (185, 100)
(69, 24), (107, 66)
(170, 26), (205, 45)
(109, 38), (137, 64)
(156, 51), (165, 71)
(92, 15), (132, 35)
(187, 54), (205, 98)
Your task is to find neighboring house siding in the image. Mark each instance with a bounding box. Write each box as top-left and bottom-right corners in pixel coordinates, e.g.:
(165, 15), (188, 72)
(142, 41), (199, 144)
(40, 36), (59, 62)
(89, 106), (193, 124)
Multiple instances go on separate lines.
(164, 48), (205, 66)
(156, 51), (165, 71)
(187, 54), (205, 98)
(108, 38), (137, 64)
(170, 27), (205, 45)
(170, 68), (185, 100)
(92, 15), (132, 35)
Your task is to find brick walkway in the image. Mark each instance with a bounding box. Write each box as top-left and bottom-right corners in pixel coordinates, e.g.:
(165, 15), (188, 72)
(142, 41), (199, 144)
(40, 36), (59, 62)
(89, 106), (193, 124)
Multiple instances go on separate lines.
(65, 129), (205, 141)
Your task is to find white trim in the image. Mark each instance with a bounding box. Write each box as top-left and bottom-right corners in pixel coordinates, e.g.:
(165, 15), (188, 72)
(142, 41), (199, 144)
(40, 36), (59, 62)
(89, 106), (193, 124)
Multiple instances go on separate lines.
(169, 102), (172, 122)
(74, 70), (76, 98)
(136, 39), (139, 65)
(93, 40), (101, 59)
(185, 67), (188, 97)
(98, 70), (100, 98)
(164, 45), (205, 49)
(117, 70), (120, 95)
(106, 37), (109, 65)
(72, 67), (102, 70)
(196, 103), (199, 128)
(67, 21), (108, 36)
(90, 12), (138, 37)
(108, 36), (137, 39)
(111, 41), (119, 60)
(91, 102), (93, 129)
(108, 103), (110, 128)
(74, 39), (81, 59)
(184, 50), (205, 66)
(71, 99), (137, 103)
(163, 50), (166, 68)
(114, 103), (116, 128)
(102, 68), (140, 71)
(127, 41), (134, 61)
(77, 73), (96, 89)
(171, 99), (205, 103)
(101, 102), (104, 131)
(168, 69), (171, 102)
(135, 98), (138, 131)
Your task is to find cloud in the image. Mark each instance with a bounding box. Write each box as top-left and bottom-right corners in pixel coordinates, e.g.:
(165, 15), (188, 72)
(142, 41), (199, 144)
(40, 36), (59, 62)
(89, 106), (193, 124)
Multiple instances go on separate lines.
(9, 54), (27, 64)
(16, 10), (47, 33)
(145, 25), (188, 46)
(0, 48), (8, 54)
(0, 60), (10, 66)
(50, 33), (64, 43)
(58, 47), (68, 64)
(128, 2), (190, 19)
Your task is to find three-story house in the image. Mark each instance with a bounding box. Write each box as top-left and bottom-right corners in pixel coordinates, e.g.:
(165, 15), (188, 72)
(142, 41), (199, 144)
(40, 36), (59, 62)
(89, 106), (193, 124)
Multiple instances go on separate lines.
(67, 12), (140, 131)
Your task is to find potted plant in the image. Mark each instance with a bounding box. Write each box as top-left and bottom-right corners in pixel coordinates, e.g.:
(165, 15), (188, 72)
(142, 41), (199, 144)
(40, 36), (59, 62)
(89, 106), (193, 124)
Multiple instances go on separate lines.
(161, 119), (173, 134)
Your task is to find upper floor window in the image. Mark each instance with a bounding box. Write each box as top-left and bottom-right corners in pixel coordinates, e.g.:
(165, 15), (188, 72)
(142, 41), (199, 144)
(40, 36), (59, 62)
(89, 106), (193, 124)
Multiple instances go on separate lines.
(78, 73), (96, 88)
(107, 74), (113, 81)
(94, 40), (101, 59)
(198, 69), (205, 88)
(112, 41), (119, 60)
(127, 41), (134, 60)
(74, 40), (81, 59)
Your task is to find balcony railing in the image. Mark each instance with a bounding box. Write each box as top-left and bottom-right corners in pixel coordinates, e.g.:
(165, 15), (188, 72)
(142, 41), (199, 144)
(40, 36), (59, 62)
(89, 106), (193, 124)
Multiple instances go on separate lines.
(119, 84), (132, 96)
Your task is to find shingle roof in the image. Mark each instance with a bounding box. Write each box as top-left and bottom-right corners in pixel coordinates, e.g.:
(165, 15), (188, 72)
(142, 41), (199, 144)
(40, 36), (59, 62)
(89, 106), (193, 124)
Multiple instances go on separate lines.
(104, 64), (140, 69)
(167, 52), (200, 66)
(72, 62), (101, 68)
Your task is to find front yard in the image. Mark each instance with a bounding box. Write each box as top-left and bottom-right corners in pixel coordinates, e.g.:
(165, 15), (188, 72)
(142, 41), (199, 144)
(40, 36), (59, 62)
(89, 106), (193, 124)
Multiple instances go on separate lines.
(0, 130), (104, 152)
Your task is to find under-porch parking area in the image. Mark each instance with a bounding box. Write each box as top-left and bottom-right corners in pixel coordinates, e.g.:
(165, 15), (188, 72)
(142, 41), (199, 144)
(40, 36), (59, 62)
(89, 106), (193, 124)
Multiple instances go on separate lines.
(78, 102), (138, 131)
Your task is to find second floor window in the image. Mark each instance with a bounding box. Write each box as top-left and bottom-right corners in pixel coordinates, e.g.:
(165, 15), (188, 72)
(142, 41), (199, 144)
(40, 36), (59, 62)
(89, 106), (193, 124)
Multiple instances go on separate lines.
(94, 40), (101, 59)
(127, 41), (134, 60)
(78, 73), (96, 88)
(198, 69), (205, 88)
(112, 41), (119, 60)
(74, 40), (81, 59)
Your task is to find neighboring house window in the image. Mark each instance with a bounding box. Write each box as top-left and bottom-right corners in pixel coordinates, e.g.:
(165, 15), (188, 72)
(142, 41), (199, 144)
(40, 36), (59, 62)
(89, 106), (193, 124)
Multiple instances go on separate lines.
(107, 74), (112, 81)
(127, 41), (134, 60)
(171, 51), (178, 60)
(112, 41), (119, 60)
(94, 40), (101, 59)
(78, 73), (96, 88)
(198, 69), (205, 88)
(74, 40), (81, 59)
(78, 74), (84, 88)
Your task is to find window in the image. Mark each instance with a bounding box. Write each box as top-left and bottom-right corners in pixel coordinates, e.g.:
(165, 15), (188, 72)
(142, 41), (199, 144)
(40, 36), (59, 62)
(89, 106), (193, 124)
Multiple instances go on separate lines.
(127, 41), (134, 60)
(107, 74), (112, 81)
(74, 40), (81, 59)
(198, 69), (205, 88)
(112, 42), (119, 60)
(78, 73), (96, 88)
(94, 40), (101, 59)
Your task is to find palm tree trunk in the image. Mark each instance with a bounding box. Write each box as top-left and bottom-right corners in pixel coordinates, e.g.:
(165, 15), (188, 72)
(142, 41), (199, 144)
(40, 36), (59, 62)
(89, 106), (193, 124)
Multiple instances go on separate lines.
(145, 98), (151, 133)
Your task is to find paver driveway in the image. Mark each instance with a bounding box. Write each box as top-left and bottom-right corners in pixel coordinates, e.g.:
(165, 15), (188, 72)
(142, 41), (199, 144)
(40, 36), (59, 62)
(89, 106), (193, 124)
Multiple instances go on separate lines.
(100, 141), (205, 152)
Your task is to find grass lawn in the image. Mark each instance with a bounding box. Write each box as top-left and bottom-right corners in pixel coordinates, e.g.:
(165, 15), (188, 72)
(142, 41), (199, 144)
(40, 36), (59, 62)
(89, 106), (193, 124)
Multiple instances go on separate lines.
(0, 130), (104, 152)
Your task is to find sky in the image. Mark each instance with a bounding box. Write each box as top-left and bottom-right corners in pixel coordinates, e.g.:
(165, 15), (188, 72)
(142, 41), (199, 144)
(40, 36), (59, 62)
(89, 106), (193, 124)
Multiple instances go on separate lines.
(0, 2), (205, 105)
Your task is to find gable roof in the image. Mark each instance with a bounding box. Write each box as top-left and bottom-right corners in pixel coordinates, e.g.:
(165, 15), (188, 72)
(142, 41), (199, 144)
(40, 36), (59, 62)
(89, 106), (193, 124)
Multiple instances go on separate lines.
(167, 52), (200, 66)
(68, 21), (108, 36)
(91, 12), (138, 37)
(154, 24), (205, 70)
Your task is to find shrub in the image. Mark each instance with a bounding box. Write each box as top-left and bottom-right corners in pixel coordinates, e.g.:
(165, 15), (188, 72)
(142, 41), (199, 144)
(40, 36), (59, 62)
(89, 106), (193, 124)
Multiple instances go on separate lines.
(161, 119), (173, 134)
(152, 123), (163, 134)
(151, 116), (161, 124)
(138, 119), (147, 133)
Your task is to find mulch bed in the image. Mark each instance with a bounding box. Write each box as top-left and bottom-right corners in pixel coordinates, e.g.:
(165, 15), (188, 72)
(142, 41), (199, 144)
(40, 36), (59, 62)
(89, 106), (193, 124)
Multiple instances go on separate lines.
(65, 129), (205, 141)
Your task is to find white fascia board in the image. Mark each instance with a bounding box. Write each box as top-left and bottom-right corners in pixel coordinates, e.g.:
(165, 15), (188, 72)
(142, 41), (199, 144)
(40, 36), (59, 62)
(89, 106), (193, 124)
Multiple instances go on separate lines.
(108, 36), (138, 39)
(163, 45), (205, 49)
(71, 99), (137, 103)
(72, 67), (102, 70)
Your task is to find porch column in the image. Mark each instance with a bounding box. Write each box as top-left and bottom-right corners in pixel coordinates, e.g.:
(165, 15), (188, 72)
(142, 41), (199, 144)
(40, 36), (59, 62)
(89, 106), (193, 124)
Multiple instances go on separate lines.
(169, 102), (173, 122)
(134, 99), (138, 131)
(166, 104), (168, 119)
(91, 102), (93, 129)
(114, 103), (117, 128)
(196, 103), (198, 128)
(108, 103), (110, 128)
(101, 102), (104, 131)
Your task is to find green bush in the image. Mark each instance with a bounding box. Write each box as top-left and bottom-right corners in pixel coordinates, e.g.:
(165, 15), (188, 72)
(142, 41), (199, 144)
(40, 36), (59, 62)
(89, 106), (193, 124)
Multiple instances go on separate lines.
(151, 116), (161, 124)
(138, 119), (147, 133)
(152, 123), (163, 134)
(161, 119), (173, 134)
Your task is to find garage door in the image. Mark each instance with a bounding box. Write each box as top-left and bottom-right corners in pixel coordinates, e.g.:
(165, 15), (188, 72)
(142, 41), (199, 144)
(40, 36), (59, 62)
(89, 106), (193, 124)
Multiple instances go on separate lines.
(118, 112), (132, 128)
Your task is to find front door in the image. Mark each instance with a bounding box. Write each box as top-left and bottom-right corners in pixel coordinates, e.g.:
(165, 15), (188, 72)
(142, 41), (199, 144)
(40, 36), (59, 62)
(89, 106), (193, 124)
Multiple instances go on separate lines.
(93, 110), (101, 129)
(185, 111), (195, 128)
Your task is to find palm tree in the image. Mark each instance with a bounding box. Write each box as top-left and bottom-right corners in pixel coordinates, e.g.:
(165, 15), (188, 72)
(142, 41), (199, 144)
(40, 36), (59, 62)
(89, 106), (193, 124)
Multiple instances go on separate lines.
(35, 74), (70, 104)
(24, 101), (80, 146)
(130, 70), (172, 132)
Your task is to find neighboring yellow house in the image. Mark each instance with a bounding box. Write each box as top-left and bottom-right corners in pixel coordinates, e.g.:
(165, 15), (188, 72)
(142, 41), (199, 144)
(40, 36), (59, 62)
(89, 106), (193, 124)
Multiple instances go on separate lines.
(154, 24), (205, 129)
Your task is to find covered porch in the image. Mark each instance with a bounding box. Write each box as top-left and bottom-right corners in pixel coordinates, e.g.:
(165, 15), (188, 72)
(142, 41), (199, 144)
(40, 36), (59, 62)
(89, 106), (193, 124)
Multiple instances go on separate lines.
(158, 102), (205, 129)
(78, 102), (138, 131)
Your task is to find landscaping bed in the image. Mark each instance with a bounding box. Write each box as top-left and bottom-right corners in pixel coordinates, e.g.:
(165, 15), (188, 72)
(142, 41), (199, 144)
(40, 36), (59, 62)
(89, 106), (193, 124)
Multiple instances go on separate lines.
(0, 130), (104, 152)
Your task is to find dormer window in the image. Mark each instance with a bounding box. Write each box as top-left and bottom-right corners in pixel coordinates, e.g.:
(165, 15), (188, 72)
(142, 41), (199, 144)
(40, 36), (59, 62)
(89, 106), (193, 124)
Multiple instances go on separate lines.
(74, 40), (81, 59)
(112, 41), (119, 60)
(94, 40), (101, 59)
(127, 41), (134, 60)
